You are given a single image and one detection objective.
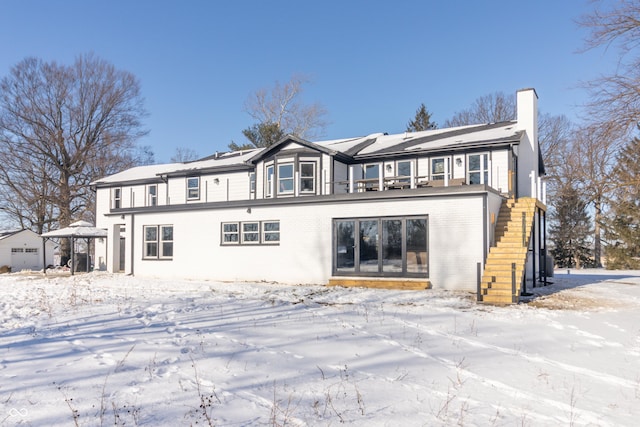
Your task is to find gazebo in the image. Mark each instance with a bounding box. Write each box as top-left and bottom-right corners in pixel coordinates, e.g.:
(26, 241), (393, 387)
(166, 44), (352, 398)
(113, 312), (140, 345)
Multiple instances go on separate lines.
(41, 220), (107, 275)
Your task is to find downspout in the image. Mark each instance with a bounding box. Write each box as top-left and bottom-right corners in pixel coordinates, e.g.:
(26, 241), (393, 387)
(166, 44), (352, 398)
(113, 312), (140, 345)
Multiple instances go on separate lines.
(42, 237), (47, 275)
(482, 193), (488, 263)
(71, 236), (75, 276)
(129, 214), (135, 276)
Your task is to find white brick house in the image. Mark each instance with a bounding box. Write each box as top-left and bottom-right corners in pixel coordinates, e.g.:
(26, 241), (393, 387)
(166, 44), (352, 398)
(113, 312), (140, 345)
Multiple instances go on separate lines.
(92, 89), (547, 302)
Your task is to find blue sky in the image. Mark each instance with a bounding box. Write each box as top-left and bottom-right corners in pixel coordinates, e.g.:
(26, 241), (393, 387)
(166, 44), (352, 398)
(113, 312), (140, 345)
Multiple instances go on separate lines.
(0, 0), (615, 163)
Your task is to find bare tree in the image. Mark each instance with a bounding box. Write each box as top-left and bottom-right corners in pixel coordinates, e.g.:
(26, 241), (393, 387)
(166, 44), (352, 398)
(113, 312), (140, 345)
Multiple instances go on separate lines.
(538, 113), (575, 192)
(571, 125), (622, 267)
(579, 0), (640, 138)
(171, 147), (200, 163)
(239, 74), (328, 147)
(443, 92), (515, 127)
(0, 54), (148, 258)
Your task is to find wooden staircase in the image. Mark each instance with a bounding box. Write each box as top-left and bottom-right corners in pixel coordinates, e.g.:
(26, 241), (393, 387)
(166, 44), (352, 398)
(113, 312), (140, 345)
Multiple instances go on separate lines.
(480, 197), (537, 305)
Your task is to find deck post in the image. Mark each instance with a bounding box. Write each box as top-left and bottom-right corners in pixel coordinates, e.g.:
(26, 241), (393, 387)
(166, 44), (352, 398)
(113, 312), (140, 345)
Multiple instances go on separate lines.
(511, 262), (516, 299)
(477, 262), (483, 302)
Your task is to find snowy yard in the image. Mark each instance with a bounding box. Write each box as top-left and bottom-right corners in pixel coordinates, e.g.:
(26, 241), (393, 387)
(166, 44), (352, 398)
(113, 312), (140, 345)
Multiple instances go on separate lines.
(1, 270), (639, 426)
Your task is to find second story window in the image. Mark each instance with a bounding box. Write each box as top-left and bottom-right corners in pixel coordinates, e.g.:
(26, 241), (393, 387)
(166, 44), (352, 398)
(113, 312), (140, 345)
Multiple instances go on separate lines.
(430, 157), (450, 180)
(278, 163), (294, 194)
(187, 177), (200, 200)
(113, 188), (122, 209)
(249, 172), (256, 195)
(364, 163), (380, 180)
(397, 160), (412, 183)
(300, 162), (315, 193)
(266, 165), (274, 197)
(147, 184), (157, 206)
(468, 153), (489, 185)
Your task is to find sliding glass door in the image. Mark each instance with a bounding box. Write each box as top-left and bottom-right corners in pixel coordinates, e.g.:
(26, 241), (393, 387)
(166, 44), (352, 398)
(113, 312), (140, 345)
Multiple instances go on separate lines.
(334, 216), (428, 277)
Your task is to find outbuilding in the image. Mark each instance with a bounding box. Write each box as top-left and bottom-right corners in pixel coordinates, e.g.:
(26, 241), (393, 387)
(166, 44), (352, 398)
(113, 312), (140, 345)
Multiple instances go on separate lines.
(0, 229), (56, 272)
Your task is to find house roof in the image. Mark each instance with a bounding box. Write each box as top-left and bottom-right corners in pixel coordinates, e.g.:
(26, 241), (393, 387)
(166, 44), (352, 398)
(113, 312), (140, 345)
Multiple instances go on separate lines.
(0, 229), (43, 242)
(92, 150), (261, 186)
(0, 229), (23, 240)
(92, 121), (527, 186)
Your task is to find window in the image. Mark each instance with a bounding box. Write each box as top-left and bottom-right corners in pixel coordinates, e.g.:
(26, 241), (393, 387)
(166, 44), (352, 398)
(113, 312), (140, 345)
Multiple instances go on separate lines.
(278, 163), (294, 194)
(396, 160), (412, 183)
(406, 218), (428, 273)
(160, 226), (173, 258)
(148, 184), (157, 206)
(144, 225), (173, 259)
(430, 157), (450, 180)
(222, 223), (239, 244)
(11, 248), (24, 253)
(242, 222), (260, 244)
(263, 221), (280, 243)
(333, 215), (428, 277)
(266, 165), (274, 197)
(144, 226), (158, 258)
(300, 162), (315, 193)
(249, 172), (256, 195)
(187, 177), (200, 200)
(221, 221), (280, 245)
(468, 153), (489, 185)
(25, 248), (38, 253)
(364, 163), (380, 180)
(113, 188), (122, 209)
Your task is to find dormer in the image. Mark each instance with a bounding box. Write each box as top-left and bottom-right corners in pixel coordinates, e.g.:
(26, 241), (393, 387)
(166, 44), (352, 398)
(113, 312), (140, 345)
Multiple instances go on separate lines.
(248, 135), (351, 199)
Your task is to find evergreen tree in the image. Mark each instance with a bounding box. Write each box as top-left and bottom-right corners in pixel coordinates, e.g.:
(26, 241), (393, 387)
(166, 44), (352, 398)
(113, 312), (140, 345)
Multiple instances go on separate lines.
(604, 137), (640, 269)
(230, 122), (285, 150)
(549, 185), (594, 268)
(406, 103), (436, 132)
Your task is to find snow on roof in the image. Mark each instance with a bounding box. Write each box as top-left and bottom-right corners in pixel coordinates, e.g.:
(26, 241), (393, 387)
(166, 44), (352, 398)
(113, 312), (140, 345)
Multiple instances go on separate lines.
(94, 122), (522, 185)
(92, 149), (263, 185)
(0, 230), (22, 240)
(41, 221), (107, 238)
(313, 133), (384, 153)
(92, 163), (183, 185)
(356, 122), (520, 156)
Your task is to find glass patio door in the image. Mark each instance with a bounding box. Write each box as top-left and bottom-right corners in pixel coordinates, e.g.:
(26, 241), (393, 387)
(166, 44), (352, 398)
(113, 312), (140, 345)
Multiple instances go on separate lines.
(333, 216), (428, 277)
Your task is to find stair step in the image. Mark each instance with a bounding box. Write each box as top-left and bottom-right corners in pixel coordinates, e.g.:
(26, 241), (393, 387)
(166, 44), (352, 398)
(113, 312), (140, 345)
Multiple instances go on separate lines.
(480, 295), (518, 305)
(481, 197), (538, 306)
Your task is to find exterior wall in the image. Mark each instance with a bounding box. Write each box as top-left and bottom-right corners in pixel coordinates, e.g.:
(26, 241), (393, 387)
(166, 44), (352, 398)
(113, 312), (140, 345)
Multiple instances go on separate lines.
(96, 190), (503, 291)
(516, 88), (539, 198)
(452, 154), (465, 180)
(202, 171), (252, 202)
(332, 160), (348, 194)
(491, 149), (510, 194)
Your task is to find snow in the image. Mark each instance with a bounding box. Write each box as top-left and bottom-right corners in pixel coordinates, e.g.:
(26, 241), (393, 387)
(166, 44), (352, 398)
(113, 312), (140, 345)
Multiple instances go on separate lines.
(1, 270), (639, 426)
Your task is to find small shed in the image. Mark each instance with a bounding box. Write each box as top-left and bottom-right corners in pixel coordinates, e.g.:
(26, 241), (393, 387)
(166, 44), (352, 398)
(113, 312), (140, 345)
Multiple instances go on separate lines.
(41, 221), (107, 274)
(0, 229), (56, 272)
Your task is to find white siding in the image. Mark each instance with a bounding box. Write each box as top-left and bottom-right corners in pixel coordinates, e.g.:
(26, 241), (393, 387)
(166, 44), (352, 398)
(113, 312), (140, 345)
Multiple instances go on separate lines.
(332, 161), (348, 194)
(167, 177), (187, 205)
(491, 149), (510, 194)
(416, 157), (429, 179)
(98, 192), (501, 291)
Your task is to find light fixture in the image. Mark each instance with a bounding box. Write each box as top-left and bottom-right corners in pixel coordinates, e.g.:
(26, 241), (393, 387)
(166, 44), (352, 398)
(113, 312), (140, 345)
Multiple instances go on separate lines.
(214, 178), (220, 184)
(456, 158), (462, 167)
(386, 164), (392, 172)
(246, 207), (251, 214)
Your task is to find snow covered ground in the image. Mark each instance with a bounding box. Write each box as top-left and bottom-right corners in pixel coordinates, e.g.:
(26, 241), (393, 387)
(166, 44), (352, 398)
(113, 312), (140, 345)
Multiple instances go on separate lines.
(1, 270), (639, 426)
